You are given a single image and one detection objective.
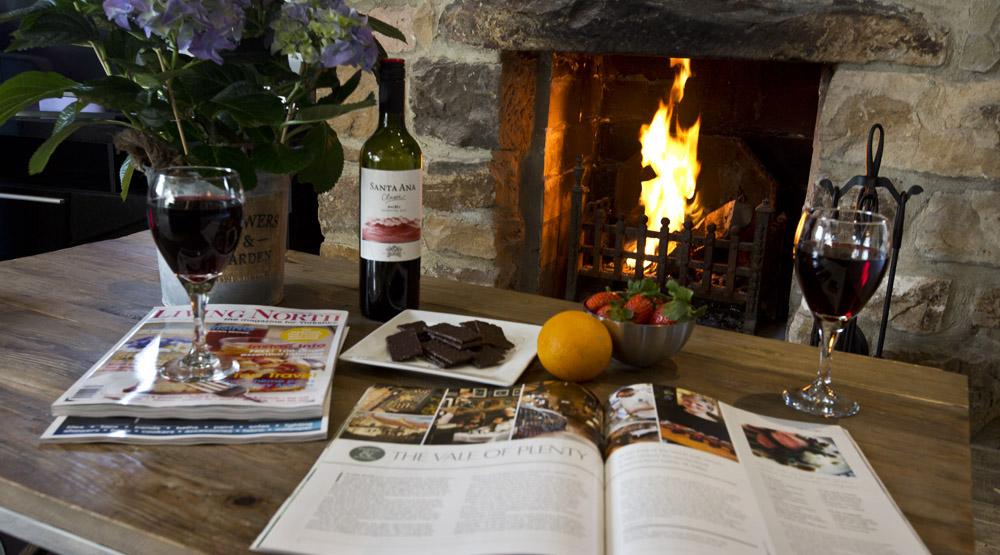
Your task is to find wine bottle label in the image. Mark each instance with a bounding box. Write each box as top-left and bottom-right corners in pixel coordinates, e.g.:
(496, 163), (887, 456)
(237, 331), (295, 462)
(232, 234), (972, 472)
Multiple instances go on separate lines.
(359, 168), (422, 262)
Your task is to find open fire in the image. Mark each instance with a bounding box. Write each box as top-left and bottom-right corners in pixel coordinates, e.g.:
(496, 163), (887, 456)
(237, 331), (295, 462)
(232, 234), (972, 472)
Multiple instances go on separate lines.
(628, 58), (702, 269)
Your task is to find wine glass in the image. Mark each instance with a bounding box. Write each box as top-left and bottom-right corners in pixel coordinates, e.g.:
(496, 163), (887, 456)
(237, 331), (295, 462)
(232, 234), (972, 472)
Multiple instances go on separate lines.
(783, 207), (891, 418)
(148, 166), (245, 382)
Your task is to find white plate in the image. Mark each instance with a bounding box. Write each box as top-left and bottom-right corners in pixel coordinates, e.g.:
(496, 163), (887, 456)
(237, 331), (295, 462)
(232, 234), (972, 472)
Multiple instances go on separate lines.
(339, 310), (541, 386)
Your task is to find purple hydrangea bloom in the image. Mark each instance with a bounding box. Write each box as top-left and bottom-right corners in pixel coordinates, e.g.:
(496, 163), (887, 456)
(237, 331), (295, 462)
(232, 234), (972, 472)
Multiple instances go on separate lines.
(320, 25), (376, 70)
(103, 0), (151, 29)
(271, 0), (378, 71)
(102, 0), (249, 64)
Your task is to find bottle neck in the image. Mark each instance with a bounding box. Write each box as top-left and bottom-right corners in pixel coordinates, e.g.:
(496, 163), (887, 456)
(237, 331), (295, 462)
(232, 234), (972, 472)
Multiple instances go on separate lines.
(378, 78), (405, 129)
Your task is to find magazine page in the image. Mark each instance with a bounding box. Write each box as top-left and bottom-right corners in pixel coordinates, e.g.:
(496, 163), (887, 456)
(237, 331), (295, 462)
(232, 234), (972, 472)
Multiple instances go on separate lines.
(52, 305), (347, 419)
(40, 415), (327, 444)
(253, 382), (605, 555)
(604, 384), (771, 555)
(720, 404), (929, 555)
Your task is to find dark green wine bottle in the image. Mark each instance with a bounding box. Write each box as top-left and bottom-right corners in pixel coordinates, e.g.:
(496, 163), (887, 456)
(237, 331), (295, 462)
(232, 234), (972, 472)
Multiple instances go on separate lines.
(359, 59), (423, 321)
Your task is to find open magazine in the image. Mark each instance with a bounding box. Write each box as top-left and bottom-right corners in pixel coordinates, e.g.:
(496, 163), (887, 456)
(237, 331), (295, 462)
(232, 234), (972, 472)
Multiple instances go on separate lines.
(253, 382), (928, 555)
(52, 305), (348, 420)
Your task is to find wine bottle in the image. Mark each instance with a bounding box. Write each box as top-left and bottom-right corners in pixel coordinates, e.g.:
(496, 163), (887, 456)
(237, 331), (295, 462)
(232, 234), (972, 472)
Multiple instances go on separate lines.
(359, 59), (422, 321)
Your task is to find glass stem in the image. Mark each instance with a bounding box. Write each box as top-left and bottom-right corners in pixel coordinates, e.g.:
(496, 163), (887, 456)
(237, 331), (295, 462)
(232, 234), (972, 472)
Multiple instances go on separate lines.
(185, 280), (214, 358)
(815, 317), (844, 390)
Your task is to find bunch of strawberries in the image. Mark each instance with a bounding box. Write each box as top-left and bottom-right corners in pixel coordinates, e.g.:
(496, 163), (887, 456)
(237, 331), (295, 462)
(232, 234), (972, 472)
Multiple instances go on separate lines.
(584, 278), (706, 326)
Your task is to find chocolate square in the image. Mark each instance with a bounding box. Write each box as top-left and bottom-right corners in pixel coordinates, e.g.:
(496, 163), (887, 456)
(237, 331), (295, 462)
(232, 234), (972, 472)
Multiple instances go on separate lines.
(427, 323), (482, 348)
(422, 339), (473, 368)
(386, 330), (423, 362)
(469, 320), (515, 350)
(471, 345), (507, 368)
(398, 320), (431, 341)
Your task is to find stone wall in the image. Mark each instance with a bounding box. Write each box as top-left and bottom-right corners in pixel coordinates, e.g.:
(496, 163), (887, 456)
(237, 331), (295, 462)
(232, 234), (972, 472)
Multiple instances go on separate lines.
(785, 0), (1000, 431)
(318, 0), (512, 286)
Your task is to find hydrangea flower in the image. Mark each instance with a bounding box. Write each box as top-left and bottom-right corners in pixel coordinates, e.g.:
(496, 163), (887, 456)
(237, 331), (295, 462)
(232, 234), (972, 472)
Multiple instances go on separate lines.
(102, 0), (249, 64)
(270, 0), (378, 70)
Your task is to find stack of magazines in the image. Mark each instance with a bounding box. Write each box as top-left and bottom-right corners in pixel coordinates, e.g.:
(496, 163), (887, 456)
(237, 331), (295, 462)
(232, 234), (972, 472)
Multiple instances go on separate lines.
(41, 305), (349, 445)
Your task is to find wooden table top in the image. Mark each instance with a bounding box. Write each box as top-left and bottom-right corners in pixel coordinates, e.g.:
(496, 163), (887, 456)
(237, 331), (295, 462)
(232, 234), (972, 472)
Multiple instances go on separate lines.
(0, 233), (973, 555)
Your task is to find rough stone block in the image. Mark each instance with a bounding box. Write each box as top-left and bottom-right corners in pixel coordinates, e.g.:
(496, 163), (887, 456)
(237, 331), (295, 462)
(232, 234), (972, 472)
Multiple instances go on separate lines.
(865, 275), (952, 335)
(439, 0), (948, 66)
(411, 59), (500, 150)
(425, 161), (494, 211)
(422, 210), (496, 259)
(912, 190), (1000, 268)
(319, 231), (359, 260)
(817, 69), (1000, 179)
(421, 250), (498, 286)
(973, 288), (1000, 328)
(317, 168), (359, 239)
(368, 3), (434, 53)
(323, 67), (378, 141)
(959, 33), (1000, 73)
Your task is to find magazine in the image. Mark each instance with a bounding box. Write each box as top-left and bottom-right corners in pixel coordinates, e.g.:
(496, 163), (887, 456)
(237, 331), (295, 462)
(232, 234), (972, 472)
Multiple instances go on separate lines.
(40, 414), (327, 445)
(52, 305), (348, 420)
(252, 382), (928, 555)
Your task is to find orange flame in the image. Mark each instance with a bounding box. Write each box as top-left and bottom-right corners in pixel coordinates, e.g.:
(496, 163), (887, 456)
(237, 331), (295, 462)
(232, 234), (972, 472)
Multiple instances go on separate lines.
(638, 58), (702, 256)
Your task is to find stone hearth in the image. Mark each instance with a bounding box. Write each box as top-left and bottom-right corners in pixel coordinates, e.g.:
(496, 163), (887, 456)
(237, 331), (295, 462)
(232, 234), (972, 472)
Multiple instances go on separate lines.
(319, 0), (1000, 431)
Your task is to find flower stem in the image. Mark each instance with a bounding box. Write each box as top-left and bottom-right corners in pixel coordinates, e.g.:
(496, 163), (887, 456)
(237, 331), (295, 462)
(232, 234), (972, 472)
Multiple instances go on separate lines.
(89, 42), (112, 76)
(279, 82), (303, 144)
(155, 48), (190, 157)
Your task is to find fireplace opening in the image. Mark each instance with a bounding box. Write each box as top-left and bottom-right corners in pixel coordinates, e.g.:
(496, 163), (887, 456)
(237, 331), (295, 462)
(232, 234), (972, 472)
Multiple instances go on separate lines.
(500, 53), (824, 334)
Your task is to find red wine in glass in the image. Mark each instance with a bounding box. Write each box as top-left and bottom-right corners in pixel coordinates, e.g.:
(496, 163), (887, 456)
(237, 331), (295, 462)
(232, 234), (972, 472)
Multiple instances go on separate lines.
(148, 167), (244, 383)
(149, 196), (243, 281)
(783, 208), (891, 418)
(795, 242), (889, 319)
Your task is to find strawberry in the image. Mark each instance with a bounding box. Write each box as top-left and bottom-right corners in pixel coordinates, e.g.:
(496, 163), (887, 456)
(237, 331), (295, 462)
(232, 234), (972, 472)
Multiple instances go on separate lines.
(585, 291), (621, 312)
(596, 304), (614, 319)
(651, 309), (676, 326)
(624, 295), (654, 324)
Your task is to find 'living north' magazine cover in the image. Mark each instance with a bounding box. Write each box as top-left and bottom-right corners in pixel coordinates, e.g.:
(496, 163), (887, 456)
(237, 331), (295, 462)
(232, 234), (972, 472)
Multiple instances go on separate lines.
(52, 305), (347, 420)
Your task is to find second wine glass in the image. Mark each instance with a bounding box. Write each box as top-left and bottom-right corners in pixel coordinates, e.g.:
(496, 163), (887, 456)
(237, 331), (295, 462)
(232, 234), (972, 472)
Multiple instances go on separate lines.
(783, 208), (891, 418)
(148, 166), (244, 382)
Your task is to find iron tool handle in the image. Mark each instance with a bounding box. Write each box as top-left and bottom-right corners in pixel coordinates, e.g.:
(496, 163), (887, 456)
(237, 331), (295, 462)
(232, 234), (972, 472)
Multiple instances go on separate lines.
(866, 124), (884, 178)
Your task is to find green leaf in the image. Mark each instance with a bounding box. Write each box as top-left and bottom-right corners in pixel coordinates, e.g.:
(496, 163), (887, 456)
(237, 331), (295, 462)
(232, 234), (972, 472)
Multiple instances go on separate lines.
(297, 125), (344, 193)
(7, 9), (98, 51)
(72, 76), (144, 111)
(317, 69), (361, 106)
(0, 0), (54, 23)
(368, 15), (406, 44)
(190, 145), (257, 189)
(119, 155), (135, 201)
(284, 93), (374, 125)
(0, 71), (77, 125)
(52, 100), (79, 134)
(665, 279), (693, 303)
(210, 82), (285, 127)
(253, 142), (313, 175)
(29, 121), (86, 175)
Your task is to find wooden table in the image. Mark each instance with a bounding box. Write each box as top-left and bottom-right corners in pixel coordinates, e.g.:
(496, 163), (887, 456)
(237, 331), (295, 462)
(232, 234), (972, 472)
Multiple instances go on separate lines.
(0, 234), (973, 554)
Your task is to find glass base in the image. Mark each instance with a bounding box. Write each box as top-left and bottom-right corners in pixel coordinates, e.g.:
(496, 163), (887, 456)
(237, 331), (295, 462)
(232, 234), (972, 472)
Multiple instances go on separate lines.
(159, 351), (236, 383)
(783, 383), (860, 418)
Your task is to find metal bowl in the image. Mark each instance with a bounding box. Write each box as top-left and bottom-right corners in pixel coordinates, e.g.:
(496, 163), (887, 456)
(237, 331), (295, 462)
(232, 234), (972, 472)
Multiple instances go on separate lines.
(587, 310), (694, 367)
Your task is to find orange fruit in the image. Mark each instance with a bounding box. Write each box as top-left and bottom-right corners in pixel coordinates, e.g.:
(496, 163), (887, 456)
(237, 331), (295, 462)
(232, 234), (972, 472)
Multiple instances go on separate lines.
(537, 311), (612, 382)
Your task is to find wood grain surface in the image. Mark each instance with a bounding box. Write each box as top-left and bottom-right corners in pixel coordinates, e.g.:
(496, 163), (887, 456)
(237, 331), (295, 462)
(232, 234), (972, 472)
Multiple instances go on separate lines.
(0, 233), (973, 554)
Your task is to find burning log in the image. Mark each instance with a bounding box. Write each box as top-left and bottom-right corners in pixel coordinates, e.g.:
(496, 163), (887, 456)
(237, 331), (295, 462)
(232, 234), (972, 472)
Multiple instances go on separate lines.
(696, 199), (753, 238)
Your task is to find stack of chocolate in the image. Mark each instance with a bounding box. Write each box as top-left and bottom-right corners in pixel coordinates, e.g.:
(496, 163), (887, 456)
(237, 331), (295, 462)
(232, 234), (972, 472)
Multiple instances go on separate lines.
(386, 320), (515, 369)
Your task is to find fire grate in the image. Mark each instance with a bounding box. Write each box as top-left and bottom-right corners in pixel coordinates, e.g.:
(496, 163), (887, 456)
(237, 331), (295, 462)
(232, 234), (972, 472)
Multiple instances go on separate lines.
(565, 162), (775, 334)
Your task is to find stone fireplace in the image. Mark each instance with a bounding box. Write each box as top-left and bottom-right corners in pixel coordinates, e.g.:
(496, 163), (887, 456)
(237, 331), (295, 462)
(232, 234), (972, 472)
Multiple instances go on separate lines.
(319, 0), (1000, 430)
